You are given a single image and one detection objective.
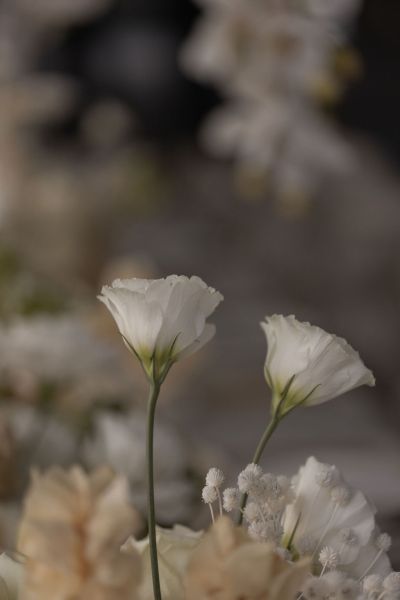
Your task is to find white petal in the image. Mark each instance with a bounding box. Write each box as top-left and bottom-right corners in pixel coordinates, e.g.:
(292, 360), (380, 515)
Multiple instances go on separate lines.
(176, 323), (216, 360)
(98, 287), (163, 357)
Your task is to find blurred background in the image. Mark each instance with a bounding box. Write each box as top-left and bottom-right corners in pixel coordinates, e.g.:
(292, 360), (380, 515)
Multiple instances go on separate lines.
(0, 0), (400, 563)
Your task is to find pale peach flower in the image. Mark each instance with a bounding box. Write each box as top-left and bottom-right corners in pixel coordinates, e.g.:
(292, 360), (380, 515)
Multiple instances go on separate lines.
(17, 466), (142, 600)
(185, 516), (310, 600)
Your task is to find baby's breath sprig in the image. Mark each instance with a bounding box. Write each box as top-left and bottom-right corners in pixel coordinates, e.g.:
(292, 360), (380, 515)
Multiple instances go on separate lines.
(203, 468), (225, 523)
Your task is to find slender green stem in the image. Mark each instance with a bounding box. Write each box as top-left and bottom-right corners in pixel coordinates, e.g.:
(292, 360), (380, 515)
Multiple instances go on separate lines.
(147, 379), (162, 600)
(238, 413), (280, 524)
(251, 413), (280, 467)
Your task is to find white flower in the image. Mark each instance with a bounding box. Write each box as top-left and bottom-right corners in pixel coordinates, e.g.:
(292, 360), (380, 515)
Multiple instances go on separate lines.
(261, 315), (375, 410)
(283, 457), (388, 578)
(222, 488), (240, 512)
(98, 275), (223, 376)
(0, 314), (121, 388)
(83, 410), (195, 523)
(202, 485), (218, 504)
(123, 525), (203, 600)
(181, 0), (360, 204)
(205, 468), (225, 488)
(0, 553), (24, 600)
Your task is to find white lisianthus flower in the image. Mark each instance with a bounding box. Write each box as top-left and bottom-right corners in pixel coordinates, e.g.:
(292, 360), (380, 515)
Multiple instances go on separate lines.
(261, 315), (375, 412)
(122, 525), (203, 600)
(98, 275), (223, 378)
(0, 553), (24, 600)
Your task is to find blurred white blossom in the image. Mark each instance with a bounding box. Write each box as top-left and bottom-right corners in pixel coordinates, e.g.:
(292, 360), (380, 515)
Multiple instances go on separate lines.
(0, 314), (133, 411)
(83, 411), (196, 523)
(181, 0), (361, 205)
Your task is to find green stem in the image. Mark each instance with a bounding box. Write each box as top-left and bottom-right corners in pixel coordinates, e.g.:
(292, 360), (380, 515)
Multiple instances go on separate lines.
(238, 413), (280, 525)
(147, 379), (162, 600)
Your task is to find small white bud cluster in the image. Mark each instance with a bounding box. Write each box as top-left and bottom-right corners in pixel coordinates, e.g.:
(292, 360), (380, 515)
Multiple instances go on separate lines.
(237, 464), (263, 496)
(206, 467), (225, 488)
(361, 572), (400, 600)
(248, 514), (283, 544)
(383, 572), (400, 594)
(362, 574), (383, 599)
(302, 576), (330, 600)
(202, 467), (225, 522)
(303, 572), (360, 600)
(202, 485), (218, 504)
(376, 532), (392, 552)
(319, 546), (339, 571)
(222, 487), (241, 512)
(237, 464), (292, 509)
(236, 463), (294, 546)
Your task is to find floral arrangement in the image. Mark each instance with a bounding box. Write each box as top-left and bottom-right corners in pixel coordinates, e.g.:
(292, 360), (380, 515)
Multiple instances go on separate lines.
(0, 273), (398, 600)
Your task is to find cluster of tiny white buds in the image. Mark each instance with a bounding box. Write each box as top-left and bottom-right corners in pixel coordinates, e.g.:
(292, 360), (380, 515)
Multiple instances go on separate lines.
(302, 576), (330, 600)
(338, 528), (358, 547)
(244, 463), (263, 478)
(222, 487), (241, 512)
(203, 467), (225, 522)
(248, 518), (282, 544)
(319, 546), (339, 571)
(206, 467), (225, 488)
(243, 501), (261, 523)
(315, 464), (340, 488)
(376, 533), (392, 552)
(331, 485), (351, 507)
(238, 465), (262, 495)
(202, 485), (218, 504)
(323, 570), (345, 588)
(336, 578), (360, 600)
(362, 574), (383, 595)
(383, 573), (400, 594)
(303, 572), (360, 600)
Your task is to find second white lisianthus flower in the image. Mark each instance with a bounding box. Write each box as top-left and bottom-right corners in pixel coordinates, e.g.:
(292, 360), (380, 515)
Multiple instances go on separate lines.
(261, 315), (375, 411)
(98, 275), (223, 378)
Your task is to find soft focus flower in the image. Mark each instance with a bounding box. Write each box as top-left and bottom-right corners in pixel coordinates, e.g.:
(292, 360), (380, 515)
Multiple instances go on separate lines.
(0, 314), (131, 413)
(83, 410), (195, 523)
(98, 275), (223, 377)
(261, 315), (375, 411)
(0, 553), (24, 600)
(18, 466), (142, 600)
(123, 524), (203, 600)
(181, 0), (360, 204)
(283, 457), (392, 578)
(185, 516), (310, 600)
